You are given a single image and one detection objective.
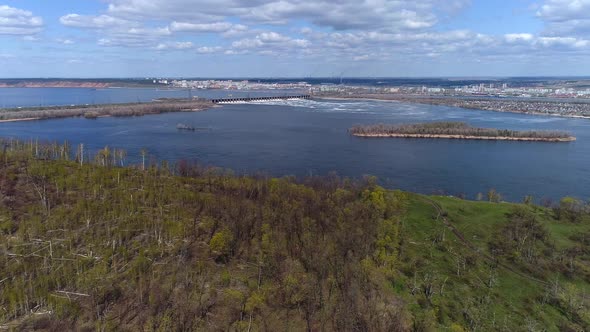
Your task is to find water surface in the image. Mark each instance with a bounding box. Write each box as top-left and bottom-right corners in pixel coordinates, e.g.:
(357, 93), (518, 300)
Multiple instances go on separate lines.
(0, 90), (588, 201)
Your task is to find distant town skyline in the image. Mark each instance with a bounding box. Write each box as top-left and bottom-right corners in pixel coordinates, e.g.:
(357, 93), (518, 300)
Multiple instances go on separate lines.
(2, 0), (590, 77)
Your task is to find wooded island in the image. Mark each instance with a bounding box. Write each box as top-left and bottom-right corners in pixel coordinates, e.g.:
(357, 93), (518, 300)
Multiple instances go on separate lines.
(350, 121), (576, 142)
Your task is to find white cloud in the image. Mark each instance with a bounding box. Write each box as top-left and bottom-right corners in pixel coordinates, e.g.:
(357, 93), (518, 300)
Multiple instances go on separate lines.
(59, 13), (173, 48)
(60, 14), (135, 29)
(126, 26), (171, 36)
(73, 20), (173, 47)
(50, 0), (590, 64)
(536, 0), (590, 36)
(224, 49), (247, 55)
(104, 0), (458, 31)
(537, 0), (590, 21)
(0, 5), (43, 35)
(101, 26), (172, 47)
(197, 46), (223, 54)
(537, 36), (589, 48)
(504, 33), (534, 43)
(232, 38), (264, 49)
(60, 13), (174, 48)
(57, 38), (75, 45)
(300, 27), (313, 34)
(53, 0), (473, 58)
(155, 41), (194, 50)
(98, 38), (114, 46)
(170, 21), (234, 33)
(174, 41), (194, 49)
(231, 31), (310, 54)
(23, 35), (40, 41)
(258, 32), (290, 42)
(221, 24), (249, 37)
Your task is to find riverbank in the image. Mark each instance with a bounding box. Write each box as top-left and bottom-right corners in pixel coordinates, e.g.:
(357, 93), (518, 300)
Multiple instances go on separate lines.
(0, 99), (213, 122)
(315, 94), (590, 120)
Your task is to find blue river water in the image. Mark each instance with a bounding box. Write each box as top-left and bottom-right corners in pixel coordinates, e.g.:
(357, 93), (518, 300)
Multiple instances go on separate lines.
(0, 88), (588, 202)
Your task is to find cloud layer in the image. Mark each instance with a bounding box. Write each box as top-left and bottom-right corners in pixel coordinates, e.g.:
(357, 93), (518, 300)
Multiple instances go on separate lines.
(53, 0), (590, 59)
(2, 1), (590, 76)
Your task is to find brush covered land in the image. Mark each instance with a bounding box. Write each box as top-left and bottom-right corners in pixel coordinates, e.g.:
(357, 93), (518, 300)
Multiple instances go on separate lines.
(0, 140), (589, 331)
(349, 122), (575, 142)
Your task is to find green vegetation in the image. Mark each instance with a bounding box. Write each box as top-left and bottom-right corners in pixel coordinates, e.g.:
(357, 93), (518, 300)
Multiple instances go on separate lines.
(350, 122), (574, 141)
(0, 139), (589, 331)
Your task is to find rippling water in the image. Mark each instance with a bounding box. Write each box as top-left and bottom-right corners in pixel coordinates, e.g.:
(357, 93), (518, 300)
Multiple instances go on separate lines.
(0, 89), (588, 202)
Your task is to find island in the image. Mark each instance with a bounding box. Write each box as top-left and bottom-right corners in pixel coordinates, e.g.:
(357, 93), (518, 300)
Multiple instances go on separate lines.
(349, 121), (576, 142)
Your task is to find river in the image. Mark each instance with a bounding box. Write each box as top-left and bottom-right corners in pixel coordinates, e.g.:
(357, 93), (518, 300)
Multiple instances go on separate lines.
(0, 88), (588, 201)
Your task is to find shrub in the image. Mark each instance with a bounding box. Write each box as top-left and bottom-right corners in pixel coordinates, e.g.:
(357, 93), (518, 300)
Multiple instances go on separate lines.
(209, 228), (234, 259)
(556, 197), (584, 222)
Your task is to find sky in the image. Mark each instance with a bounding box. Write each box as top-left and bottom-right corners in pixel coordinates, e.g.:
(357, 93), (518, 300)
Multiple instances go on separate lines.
(1, 0), (590, 77)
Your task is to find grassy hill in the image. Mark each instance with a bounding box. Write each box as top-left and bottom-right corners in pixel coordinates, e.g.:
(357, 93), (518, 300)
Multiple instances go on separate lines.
(0, 141), (588, 331)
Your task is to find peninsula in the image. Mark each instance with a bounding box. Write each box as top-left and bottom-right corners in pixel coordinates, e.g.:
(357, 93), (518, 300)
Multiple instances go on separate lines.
(350, 121), (576, 142)
(0, 99), (213, 122)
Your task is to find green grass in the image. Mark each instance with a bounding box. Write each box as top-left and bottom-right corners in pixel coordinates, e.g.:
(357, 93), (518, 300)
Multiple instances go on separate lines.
(398, 194), (590, 331)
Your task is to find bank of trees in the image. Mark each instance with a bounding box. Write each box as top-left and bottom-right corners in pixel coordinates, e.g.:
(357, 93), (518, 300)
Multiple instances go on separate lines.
(350, 121), (572, 139)
(0, 139), (410, 331)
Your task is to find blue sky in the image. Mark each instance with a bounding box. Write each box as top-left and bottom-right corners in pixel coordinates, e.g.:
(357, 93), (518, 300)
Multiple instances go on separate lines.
(1, 0), (590, 77)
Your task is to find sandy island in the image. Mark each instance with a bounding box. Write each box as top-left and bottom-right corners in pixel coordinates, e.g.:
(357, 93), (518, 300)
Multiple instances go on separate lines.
(349, 122), (576, 142)
(352, 133), (576, 142)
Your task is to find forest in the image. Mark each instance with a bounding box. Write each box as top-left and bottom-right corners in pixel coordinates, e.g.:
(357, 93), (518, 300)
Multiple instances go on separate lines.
(0, 100), (212, 122)
(0, 139), (589, 331)
(349, 122), (574, 141)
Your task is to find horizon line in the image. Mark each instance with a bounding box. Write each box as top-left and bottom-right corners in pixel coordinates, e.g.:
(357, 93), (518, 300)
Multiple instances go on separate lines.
(2, 76), (590, 80)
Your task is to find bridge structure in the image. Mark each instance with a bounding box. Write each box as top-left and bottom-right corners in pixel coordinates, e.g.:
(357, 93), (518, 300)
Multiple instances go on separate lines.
(210, 94), (311, 104)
